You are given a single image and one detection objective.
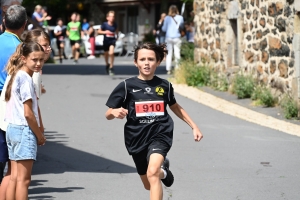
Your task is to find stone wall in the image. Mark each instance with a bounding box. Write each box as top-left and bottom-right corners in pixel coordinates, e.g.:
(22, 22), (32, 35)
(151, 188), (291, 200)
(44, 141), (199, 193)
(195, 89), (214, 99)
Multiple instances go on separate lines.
(194, 0), (295, 93)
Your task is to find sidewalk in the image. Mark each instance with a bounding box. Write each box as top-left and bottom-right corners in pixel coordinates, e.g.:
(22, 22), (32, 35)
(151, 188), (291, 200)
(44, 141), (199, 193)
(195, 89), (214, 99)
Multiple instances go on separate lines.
(49, 56), (300, 137)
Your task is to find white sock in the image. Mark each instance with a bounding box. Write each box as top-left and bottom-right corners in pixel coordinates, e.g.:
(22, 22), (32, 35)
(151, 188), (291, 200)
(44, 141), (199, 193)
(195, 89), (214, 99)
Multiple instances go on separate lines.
(161, 168), (167, 179)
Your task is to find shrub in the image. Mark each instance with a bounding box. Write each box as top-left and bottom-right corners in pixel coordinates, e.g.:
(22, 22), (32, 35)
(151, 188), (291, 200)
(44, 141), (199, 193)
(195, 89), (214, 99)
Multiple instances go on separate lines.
(210, 71), (229, 91)
(186, 65), (211, 87)
(181, 42), (194, 61)
(232, 74), (256, 99)
(251, 86), (276, 107)
(280, 95), (299, 119)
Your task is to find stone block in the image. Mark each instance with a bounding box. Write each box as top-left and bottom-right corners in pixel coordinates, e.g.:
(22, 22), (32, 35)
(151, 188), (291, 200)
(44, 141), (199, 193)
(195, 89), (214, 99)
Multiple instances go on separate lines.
(261, 51), (269, 63)
(257, 65), (263, 75)
(250, 0), (254, 7)
(263, 29), (270, 36)
(200, 2), (205, 11)
(250, 22), (253, 31)
(269, 36), (282, 49)
(212, 52), (219, 62)
(253, 43), (259, 51)
(256, 30), (263, 39)
(270, 60), (276, 74)
(259, 18), (266, 28)
(284, 5), (292, 17)
(200, 22), (205, 34)
(246, 11), (252, 19)
(268, 3), (277, 17)
(275, 17), (286, 32)
(245, 51), (254, 63)
(246, 35), (252, 41)
(203, 39), (208, 49)
(279, 59), (288, 78)
(260, 38), (268, 50)
(253, 10), (259, 20)
(216, 38), (221, 49)
(276, 2), (284, 15)
(210, 42), (214, 50)
(260, 6), (266, 15)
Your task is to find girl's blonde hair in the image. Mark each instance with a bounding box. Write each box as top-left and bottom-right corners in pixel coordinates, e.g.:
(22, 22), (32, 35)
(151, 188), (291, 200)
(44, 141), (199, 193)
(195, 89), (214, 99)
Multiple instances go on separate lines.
(168, 5), (179, 17)
(5, 42), (44, 101)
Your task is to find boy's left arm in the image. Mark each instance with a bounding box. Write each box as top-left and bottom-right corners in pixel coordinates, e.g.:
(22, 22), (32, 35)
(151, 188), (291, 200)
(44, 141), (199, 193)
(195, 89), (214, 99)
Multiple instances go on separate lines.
(169, 103), (203, 142)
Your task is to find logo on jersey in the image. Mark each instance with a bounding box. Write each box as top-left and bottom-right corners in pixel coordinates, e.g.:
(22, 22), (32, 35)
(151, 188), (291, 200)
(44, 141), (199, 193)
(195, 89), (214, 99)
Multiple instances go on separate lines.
(144, 87), (153, 94)
(133, 89), (142, 92)
(155, 86), (164, 96)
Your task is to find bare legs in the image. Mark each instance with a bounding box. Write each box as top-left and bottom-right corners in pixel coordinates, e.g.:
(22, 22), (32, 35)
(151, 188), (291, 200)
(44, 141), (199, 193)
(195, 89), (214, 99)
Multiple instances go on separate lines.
(104, 45), (115, 69)
(72, 43), (80, 62)
(0, 161), (10, 200)
(6, 160), (34, 200)
(140, 153), (165, 200)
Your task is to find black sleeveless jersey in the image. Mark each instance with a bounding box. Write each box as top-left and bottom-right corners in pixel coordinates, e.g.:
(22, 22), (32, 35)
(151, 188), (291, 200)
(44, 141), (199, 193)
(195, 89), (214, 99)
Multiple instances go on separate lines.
(106, 76), (177, 155)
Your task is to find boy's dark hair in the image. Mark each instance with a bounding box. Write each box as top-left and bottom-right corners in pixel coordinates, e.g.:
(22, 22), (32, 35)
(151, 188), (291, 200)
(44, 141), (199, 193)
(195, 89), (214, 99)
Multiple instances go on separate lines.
(134, 42), (167, 63)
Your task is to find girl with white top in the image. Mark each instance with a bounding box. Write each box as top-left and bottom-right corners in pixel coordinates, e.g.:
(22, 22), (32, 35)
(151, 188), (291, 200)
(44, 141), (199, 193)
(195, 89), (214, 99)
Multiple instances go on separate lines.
(4, 42), (46, 200)
(162, 5), (184, 74)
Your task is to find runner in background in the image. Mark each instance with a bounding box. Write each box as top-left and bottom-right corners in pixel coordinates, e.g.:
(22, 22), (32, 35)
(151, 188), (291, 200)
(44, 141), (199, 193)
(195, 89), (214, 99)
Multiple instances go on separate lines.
(98, 11), (118, 75)
(54, 18), (67, 63)
(87, 21), (95, 59)
(67, 12), (82, 64)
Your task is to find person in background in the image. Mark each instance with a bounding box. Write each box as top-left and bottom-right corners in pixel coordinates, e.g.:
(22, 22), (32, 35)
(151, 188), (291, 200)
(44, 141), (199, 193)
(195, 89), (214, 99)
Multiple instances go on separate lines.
(162, 5), (184, 75)
(0, 0), (23, 33)
(41, 6), (50, 32)
(87, 21), (95, 59)
(184, 21), (194, 43)
(81, 17), (89, 36)
(156, 13), (166, 45)
(0, 5), (27, 199)
(67, 12), (82, 64)
(54, 18), (67, 63)
(98, 10), (118, 75)
(31, 5), (51, 29)
(4, 41), (46, 200)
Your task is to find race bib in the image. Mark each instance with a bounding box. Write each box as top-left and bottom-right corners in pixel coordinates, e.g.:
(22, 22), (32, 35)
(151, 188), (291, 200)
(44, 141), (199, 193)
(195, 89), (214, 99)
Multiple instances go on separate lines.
(135, 100), (165, 117)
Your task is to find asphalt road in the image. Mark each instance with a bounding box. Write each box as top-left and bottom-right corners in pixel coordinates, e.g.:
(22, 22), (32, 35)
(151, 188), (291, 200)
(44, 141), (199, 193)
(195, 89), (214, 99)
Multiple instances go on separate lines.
(29, 58), (300, 200)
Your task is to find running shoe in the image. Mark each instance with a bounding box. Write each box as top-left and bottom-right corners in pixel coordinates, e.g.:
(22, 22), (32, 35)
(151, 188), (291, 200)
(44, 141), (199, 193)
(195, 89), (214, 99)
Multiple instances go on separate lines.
(87, 55), (95, 59)
(73, 60), (78, 64)
(106, 64), (110, 74)
(161, 158), (174, 187)
(109, 68), (114, 76)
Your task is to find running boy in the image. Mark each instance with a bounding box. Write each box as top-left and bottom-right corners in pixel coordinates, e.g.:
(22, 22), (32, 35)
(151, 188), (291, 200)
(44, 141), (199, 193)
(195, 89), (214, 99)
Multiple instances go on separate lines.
(98, 11), (118, 75)
(54, 18), (67, 63)
(105, 42), (203, 200)
(67, 12), (82, 64)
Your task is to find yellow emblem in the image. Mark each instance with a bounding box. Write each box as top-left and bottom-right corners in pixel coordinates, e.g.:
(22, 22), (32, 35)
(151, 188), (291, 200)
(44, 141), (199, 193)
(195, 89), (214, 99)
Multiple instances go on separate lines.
(155, 86), (164, 96)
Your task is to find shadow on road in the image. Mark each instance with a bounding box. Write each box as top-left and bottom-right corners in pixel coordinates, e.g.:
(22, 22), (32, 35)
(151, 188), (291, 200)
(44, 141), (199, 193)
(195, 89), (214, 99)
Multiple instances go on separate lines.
(43, 64), (167, 75)
(32, 131), (136, 176)
(29, 180), (84, 199)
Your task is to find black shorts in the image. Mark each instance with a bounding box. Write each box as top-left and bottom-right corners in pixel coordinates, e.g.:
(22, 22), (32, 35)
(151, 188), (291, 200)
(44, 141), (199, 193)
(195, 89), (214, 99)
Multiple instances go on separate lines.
(56, 40), (64, 49)
(132, 140), (170, 175)
(103, 39), (116, 51)
(0, 161), (5, 183)
(70, 39), (81, 46)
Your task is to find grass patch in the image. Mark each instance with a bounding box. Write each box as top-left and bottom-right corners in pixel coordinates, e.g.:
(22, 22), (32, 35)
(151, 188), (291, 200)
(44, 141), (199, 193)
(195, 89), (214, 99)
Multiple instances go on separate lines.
(232, 74), (256, 99)
(251, 85), (276, 107)
(280, 95), (299, 119)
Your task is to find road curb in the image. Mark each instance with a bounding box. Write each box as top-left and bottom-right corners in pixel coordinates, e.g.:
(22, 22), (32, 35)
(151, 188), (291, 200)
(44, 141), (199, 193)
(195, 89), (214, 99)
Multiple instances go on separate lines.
(173, 84), (300, 137)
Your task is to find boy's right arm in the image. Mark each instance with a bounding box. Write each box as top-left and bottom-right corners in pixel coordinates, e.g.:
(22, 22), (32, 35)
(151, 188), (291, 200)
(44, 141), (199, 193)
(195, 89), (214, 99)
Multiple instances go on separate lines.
(105, 107), (128, 120)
